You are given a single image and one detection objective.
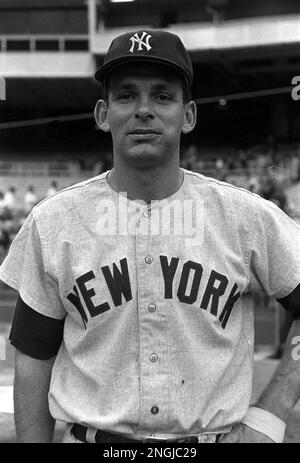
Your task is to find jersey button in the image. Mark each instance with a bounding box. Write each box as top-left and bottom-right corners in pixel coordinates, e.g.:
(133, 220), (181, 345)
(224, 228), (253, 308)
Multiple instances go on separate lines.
(145, 256), (153, 264)
(148, 304), (156, 313)
(143, 209), (151, 218)
(151, 406), (159, 415)
(150, 353), (158, 363)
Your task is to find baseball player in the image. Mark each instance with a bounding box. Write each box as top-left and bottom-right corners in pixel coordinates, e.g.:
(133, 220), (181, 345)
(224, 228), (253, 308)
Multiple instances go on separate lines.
(1, 29), (300, 444)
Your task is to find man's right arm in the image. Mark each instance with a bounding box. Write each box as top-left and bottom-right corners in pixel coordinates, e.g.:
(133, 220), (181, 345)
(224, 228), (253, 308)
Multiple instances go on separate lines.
(14, 350), (56, 443)
(9, 296), (65, 443)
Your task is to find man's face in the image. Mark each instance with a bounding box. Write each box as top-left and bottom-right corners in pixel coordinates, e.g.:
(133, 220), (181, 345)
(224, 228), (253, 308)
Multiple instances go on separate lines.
(95, 63), (196, 169)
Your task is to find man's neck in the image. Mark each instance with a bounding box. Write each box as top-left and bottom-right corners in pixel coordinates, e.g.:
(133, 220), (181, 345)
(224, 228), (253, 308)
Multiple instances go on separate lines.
(107, 165), (183, 203)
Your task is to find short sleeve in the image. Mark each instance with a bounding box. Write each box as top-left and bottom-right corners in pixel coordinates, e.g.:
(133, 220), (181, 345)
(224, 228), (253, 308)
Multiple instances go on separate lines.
(0, 212), (65, 319)
(248, 199), (300, 299)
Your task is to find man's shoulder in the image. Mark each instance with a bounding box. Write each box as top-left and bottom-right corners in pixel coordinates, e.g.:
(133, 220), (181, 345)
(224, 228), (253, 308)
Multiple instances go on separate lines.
(183, 168), (261, 203)
(182, 168), (288, 222)
(32, 171), (111, 218)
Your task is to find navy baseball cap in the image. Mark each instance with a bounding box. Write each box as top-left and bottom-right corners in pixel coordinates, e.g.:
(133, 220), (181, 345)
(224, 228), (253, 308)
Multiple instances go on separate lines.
(95, 29), (193, 87)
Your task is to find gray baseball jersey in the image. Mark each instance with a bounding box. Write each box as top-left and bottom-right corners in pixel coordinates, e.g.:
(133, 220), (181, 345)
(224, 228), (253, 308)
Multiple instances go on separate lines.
(1, 168), (300, 438)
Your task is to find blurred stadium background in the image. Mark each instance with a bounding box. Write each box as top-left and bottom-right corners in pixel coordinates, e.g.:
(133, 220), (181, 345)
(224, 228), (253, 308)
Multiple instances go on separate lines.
(0, 0), (300, 442)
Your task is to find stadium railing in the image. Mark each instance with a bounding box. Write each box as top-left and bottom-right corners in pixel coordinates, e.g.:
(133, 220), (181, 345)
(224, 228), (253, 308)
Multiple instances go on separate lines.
(0, 35), (89, 52)
(0, 161), (82, 177)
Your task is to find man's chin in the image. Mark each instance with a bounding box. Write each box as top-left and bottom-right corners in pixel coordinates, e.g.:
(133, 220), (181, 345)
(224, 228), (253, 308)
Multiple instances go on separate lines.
(126, 148), (163, 167)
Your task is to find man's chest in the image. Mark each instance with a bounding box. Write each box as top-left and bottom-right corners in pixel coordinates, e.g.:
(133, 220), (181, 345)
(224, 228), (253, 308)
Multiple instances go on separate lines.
(53, 230), (249, 331)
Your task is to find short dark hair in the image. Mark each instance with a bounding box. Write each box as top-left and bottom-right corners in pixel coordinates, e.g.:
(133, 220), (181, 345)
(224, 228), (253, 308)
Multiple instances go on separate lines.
(102, 74), (192, 104)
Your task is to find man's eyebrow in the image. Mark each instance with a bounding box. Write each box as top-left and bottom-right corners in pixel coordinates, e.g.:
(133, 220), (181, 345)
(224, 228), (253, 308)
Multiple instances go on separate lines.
(112, 82), (137, 92)
(151, 83), (176, 92)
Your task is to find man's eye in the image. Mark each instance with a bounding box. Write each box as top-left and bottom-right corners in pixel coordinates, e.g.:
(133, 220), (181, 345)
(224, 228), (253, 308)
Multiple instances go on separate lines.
(117, 93), (133, 101)
(157, 94), (171, 102)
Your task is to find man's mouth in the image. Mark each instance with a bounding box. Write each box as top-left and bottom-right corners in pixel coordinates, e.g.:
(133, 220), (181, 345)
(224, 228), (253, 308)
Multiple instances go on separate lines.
(129, 129), (161, 135)
(128, 129), (161, 141)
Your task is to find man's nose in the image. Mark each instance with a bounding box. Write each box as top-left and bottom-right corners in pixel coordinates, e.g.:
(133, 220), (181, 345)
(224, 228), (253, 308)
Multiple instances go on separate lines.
(135, 97), (154, 120)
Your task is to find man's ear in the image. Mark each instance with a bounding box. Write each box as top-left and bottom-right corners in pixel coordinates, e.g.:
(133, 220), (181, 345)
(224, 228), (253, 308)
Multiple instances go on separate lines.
(182, 100), (197, 134)
(94, 99), (110, 132)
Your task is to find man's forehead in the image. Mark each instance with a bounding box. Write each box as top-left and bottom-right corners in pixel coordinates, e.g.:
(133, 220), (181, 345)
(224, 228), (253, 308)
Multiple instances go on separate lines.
(107, 62), (183, 87)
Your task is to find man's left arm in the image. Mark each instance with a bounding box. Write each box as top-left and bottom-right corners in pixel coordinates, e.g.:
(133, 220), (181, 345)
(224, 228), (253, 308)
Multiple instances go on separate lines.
(222, 197), (300, 443)
(221, 288), (300, 444)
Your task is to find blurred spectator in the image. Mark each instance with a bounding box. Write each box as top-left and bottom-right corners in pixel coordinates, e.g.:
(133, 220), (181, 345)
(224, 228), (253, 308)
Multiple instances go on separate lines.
(260, 173), (288, 212)
(0, 221), (10, 252)
(100, 152), (113, 172)
(291, 155), (300, 183)
(3, 186), (16, 210)
(24, 185), (38, 213)
(47, 180), (58, 197)
(0, 206), (13, 221)
(0, 220), (10, 264)
(215, 157), (224, 170)
(181, 145), (198, 171)
(247, 174), (260, 194)
(0, 190), (5, 213)
(93, 159), (104, 176)
(237, 150), (248, 169)
(227, 157), (236, 170)
(196, 158), (205, 171)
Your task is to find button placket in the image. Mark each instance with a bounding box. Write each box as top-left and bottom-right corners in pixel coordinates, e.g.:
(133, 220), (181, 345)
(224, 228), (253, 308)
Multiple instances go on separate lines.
(151, 406), (159, 415)
(149, 353), (158, 363)
(135, 230), (168, 430)
(148, 304), (156, 313)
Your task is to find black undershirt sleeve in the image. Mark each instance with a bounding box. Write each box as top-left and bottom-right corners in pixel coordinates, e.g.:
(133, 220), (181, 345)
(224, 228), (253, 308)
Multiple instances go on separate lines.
(9, 295), (65, 360)
(277, 283), (300, 320)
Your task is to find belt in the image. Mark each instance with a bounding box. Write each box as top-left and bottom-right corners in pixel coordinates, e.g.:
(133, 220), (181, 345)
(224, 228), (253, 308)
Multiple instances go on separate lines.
(71, 424), (220, 443)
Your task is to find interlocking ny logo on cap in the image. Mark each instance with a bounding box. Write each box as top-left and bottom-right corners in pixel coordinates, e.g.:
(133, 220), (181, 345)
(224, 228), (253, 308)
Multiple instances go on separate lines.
(129, 32), (152, 53)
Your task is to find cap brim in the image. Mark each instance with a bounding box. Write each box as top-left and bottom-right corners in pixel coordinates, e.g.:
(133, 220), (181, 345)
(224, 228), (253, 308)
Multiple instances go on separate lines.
(95, 55), (192, 86)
